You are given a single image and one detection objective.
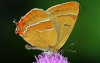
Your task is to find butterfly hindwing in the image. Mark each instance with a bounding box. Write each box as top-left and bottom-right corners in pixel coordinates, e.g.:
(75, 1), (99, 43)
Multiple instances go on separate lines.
(15, 9), (58, 50)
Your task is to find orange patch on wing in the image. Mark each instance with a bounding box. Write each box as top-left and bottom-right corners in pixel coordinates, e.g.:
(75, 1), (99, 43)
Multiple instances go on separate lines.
(27, 20), (54, 31)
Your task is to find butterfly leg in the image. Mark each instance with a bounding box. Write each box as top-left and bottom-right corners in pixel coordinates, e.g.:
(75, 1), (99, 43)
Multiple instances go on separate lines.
(58, 50), (64, 55)
(25, 44), (38, 50)
(25, 44), (49, 52)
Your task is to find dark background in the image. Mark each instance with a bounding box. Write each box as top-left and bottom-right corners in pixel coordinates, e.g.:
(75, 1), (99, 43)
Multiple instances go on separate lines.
(0, 0), (100, 63)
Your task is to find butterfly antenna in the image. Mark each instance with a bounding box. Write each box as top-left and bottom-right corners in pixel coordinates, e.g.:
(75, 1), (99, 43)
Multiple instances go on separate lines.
(64, 50), (80, 52)
(59, 41), (80, 55)
(59, 49), (80, 55)
(63, 41), (77, 49)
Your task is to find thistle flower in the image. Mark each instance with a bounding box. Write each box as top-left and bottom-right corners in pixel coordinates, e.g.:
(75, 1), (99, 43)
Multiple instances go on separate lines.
(33, 52), (68, 63)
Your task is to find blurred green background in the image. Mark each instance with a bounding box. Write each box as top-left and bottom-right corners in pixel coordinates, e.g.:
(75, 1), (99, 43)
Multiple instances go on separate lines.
(0, 0), (100, 63)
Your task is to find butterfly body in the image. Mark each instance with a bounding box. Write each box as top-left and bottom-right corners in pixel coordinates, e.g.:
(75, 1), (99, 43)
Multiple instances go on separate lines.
(14, 2), (79, 52)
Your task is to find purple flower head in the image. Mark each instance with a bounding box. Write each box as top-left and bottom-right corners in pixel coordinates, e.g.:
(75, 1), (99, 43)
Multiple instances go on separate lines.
(33, 52), (68, 63)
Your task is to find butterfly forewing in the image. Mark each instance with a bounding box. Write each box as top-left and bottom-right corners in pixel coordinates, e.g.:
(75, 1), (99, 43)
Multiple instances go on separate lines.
(46, 2), (79, 51)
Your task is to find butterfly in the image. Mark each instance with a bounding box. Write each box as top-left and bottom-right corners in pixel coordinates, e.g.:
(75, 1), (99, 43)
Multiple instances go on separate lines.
(13, 1), (79, 52)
